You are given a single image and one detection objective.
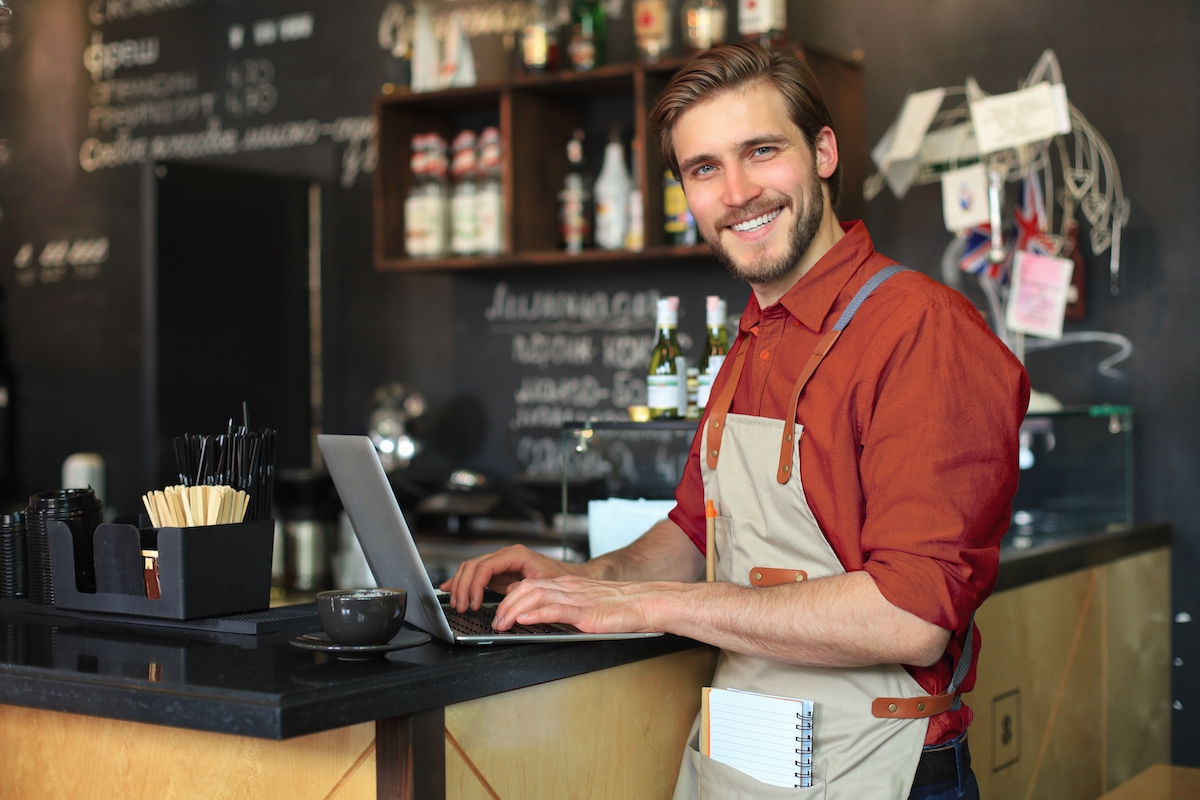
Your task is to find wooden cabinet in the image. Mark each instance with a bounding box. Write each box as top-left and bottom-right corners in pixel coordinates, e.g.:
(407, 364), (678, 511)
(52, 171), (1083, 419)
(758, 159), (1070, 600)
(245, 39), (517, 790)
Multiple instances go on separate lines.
(373, 48), (864, 271)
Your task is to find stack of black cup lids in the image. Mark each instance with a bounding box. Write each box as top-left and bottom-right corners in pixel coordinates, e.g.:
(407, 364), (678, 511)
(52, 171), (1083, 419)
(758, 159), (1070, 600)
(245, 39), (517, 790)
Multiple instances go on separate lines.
(26, 489), (104, 604)
(0, 510), (27, 598)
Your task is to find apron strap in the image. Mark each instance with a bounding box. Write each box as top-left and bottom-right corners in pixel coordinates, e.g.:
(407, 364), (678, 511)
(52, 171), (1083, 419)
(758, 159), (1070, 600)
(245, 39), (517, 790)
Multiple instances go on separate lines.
(704, 329), (754, 470)
(776, 265), (912, 484)
(871, 613), (976, 719)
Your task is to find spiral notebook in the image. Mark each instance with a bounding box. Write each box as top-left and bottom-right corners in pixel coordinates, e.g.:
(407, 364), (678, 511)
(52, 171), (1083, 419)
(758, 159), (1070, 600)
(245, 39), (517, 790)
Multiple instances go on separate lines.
(701, 687), (815, 788)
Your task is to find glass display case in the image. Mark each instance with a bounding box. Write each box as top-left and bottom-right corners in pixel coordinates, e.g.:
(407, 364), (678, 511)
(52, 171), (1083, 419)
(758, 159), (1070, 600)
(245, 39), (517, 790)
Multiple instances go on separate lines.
(561, 405), (1135, 557)
(1010, 404), (1133, 546)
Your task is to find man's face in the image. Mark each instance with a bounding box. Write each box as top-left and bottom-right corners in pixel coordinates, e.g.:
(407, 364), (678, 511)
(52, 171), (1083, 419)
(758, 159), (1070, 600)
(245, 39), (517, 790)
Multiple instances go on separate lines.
(673, 82), (826, 284)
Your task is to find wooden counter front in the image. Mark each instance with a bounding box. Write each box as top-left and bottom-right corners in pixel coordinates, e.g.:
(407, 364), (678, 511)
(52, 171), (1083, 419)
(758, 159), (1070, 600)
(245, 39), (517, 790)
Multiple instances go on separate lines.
(0, 646), (717, 800)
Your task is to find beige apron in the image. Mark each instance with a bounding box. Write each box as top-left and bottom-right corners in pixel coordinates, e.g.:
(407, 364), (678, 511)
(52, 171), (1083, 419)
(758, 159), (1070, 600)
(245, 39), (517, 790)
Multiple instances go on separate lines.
(673, 267), (964, 800)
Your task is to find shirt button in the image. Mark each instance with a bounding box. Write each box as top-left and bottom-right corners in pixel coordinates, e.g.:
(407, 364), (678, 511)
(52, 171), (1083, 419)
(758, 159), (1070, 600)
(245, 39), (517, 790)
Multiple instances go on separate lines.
(760, 350), (770, 361)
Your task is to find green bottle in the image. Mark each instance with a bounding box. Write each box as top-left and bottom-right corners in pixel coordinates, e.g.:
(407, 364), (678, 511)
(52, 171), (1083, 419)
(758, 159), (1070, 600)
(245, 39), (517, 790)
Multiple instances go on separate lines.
(568, 0), (606, 71)
(696, 296), (728, 409)
(647, 296), (685, 419)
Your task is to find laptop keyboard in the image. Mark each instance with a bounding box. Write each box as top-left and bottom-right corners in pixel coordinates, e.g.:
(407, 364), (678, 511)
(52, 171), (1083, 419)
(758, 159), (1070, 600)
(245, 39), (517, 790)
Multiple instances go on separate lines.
(444, 605), (565, 636)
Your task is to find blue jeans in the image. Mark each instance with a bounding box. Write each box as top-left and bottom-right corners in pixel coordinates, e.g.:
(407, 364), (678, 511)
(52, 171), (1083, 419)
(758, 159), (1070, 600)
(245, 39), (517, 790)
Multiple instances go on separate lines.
(907, 732), (979, 800)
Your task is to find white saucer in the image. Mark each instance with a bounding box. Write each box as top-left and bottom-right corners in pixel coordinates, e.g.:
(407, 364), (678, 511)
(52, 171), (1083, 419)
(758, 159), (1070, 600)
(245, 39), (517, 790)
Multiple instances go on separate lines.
(289, 629), (431, 660)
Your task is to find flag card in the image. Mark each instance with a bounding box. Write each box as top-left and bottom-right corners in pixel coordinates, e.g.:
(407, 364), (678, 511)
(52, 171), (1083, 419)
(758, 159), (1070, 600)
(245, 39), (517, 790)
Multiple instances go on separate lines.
(941, 163), (991, 232)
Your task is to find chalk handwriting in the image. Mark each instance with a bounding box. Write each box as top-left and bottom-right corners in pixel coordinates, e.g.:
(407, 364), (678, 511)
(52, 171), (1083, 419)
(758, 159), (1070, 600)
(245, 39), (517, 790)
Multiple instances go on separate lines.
(485, 282), (659, 332)
(14, 238), (107, 287)
(511, 333), (595, 367)
(90, 71), (198, 107)
(228, 13), (314, 50)
(79, 116), (379, 187)
(88, 0), (201, 25)
(602, 334), (652, 370)
(226, 59), (277, 118)
(83, 32), (160, 81)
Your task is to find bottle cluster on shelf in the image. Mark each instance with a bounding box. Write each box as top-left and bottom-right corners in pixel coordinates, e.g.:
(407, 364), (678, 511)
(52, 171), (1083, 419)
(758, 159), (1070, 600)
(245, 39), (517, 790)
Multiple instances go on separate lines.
(648, 294), (729, 420)
(521, 0), (787, 73)
(559, 128), (702, 256)
(560, 128), (646, 254)
(404, 128), (504, 259)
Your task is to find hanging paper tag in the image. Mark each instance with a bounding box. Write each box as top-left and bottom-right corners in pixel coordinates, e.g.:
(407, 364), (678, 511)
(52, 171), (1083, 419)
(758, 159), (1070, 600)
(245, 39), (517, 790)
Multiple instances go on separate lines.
(941, 163), (990, 232)
(969, 82), (1072, 154)
(1005, 251), (1075, 340)
(869, 87), (945, 199)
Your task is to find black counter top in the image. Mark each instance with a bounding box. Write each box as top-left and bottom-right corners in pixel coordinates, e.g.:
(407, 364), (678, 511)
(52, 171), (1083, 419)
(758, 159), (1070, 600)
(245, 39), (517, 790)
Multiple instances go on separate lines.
(0, 521), (1170, 740)
(996, 520), (1169, 592)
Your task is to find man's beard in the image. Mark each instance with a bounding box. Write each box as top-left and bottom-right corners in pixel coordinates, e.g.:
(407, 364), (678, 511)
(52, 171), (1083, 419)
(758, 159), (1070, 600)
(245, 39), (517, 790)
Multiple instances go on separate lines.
(702, 169), (825, 285)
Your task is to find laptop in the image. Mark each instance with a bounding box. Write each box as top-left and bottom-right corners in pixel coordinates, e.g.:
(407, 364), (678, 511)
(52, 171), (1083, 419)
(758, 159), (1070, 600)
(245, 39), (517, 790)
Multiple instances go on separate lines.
(318, 434), (663, 645)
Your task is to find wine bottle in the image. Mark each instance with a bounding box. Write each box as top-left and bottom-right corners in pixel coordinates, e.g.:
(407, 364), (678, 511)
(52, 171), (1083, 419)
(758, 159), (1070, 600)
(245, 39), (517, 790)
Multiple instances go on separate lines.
(568, 0), (606, 71)
(738, 0), (785, 49)
(450, 130), (479, 256)
(696, 296), (728, 408)
(594, 129), (631, 250)
(475, 126), (504, 256)
(648, 296), (684, 419)
(560, 129), (591, 253)
(682, 0), (727, 52)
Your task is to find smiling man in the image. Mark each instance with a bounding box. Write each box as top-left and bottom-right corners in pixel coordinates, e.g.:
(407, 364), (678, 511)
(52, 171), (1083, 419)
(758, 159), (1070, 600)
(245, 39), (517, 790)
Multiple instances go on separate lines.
(443, 43), (1028, 800)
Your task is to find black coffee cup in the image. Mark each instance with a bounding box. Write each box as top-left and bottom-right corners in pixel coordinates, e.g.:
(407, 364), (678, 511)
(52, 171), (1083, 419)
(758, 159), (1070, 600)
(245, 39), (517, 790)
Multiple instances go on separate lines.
(316, 588), (406, 646)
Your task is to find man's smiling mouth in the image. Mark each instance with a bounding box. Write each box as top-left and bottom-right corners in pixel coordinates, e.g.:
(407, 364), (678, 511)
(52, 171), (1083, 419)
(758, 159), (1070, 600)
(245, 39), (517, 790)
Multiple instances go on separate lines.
(729, 207), (782, 233)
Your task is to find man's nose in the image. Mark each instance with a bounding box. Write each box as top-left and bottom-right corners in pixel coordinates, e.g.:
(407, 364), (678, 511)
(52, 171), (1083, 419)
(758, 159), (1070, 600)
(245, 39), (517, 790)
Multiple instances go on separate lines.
(721, 162), (762, 208)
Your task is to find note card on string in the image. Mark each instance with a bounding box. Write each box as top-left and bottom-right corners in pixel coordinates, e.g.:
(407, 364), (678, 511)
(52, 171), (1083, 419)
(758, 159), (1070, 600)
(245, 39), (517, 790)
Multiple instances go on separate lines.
(701, 687), (815, 788)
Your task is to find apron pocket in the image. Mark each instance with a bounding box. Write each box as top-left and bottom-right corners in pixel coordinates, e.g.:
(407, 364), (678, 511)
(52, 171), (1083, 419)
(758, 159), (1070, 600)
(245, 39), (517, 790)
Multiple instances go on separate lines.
(685, 743), (827, 799)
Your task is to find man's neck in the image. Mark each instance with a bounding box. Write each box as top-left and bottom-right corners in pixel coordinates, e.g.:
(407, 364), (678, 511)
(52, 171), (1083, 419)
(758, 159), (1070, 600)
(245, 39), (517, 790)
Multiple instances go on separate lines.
(750, 208), (844, 309)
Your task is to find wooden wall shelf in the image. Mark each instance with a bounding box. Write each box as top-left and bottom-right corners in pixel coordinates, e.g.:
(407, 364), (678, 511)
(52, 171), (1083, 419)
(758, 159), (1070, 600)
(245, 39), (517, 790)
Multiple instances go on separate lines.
(373, 48), (864, 272)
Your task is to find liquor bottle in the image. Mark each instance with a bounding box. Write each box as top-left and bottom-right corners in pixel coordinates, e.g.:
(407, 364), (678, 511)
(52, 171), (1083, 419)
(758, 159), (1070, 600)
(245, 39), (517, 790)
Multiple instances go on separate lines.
(738, 0), (786, 49)
(682, 0), (727, 52)
(648, 296), (685, 419)
(625, 139), (645, 252)
(663, 170), (698, 246)
(696, 295), (728, 408)
(568, 0), (605, 71)
(405, 135), (428, 257)
(476, 126), (504, 256)
(450, 130), (479, 256)
(560, 129), (591, 254)
(422, 134), (450, 258)
(594, 129), (631, 250)
(634, 0), (673, 64)
(521, 0), (560, 73)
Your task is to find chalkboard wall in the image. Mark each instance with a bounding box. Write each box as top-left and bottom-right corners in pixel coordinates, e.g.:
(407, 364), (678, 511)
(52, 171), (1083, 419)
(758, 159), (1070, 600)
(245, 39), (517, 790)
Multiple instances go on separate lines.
(1, 0), (1198, 760)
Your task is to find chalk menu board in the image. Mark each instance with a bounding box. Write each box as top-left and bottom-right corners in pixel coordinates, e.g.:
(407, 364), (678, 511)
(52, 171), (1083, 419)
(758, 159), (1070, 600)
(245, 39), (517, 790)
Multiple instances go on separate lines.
(452, 267), (749, 485)
(0, 0), (739, 510)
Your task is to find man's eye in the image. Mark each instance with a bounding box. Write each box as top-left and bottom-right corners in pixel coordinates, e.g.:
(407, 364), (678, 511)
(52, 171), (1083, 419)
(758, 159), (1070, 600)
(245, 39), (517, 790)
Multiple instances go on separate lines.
(754, 146), (774, 156)
(694, 164), (715, 176)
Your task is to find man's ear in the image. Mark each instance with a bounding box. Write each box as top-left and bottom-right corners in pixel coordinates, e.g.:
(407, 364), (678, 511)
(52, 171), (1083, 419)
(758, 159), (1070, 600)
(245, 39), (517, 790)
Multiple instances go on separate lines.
(814, 126), (838, 181)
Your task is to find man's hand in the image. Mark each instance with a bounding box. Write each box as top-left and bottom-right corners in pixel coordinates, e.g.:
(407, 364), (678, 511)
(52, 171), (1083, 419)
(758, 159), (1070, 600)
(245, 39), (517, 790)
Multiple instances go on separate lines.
(439, 544), (582, 613)
(491, 576), (670, 633)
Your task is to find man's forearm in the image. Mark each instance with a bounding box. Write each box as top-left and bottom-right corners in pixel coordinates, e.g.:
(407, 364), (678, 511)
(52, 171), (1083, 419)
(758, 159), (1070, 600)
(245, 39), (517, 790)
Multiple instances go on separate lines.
(579, 519), (705, 583)
(644, 569), (949, 668)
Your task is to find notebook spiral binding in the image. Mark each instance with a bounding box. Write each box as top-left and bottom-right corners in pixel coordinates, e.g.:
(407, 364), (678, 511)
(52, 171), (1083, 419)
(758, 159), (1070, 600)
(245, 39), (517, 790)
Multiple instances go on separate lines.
(793, 708), (814, 788)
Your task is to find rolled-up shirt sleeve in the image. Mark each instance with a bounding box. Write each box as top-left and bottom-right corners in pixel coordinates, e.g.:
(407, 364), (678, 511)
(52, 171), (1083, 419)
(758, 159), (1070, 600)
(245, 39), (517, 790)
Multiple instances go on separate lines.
(855, 298), (1030, 632)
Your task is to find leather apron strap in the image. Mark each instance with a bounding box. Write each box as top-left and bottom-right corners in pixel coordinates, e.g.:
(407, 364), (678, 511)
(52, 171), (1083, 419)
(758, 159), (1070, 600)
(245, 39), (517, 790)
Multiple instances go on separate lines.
(704, 265), (913, 478)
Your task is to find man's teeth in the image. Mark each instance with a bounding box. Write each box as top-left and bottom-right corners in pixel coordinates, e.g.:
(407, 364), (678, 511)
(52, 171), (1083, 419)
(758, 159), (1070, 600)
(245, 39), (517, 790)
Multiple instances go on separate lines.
(731, 208), (781, 232)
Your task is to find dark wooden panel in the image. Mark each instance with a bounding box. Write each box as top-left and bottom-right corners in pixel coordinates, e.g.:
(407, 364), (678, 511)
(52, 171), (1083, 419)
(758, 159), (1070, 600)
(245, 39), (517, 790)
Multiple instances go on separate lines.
(803, 47), (866, 223)
(377, 708), (447, 800)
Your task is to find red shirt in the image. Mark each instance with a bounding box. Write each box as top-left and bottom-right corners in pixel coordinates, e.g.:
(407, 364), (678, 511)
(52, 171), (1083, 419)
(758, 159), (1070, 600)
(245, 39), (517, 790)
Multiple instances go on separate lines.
(668, 221), (1030, 745)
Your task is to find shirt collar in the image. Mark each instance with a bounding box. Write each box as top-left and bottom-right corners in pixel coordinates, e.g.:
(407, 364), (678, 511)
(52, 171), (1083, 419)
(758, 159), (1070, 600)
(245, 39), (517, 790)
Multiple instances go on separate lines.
(739, 221), (876, 335)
